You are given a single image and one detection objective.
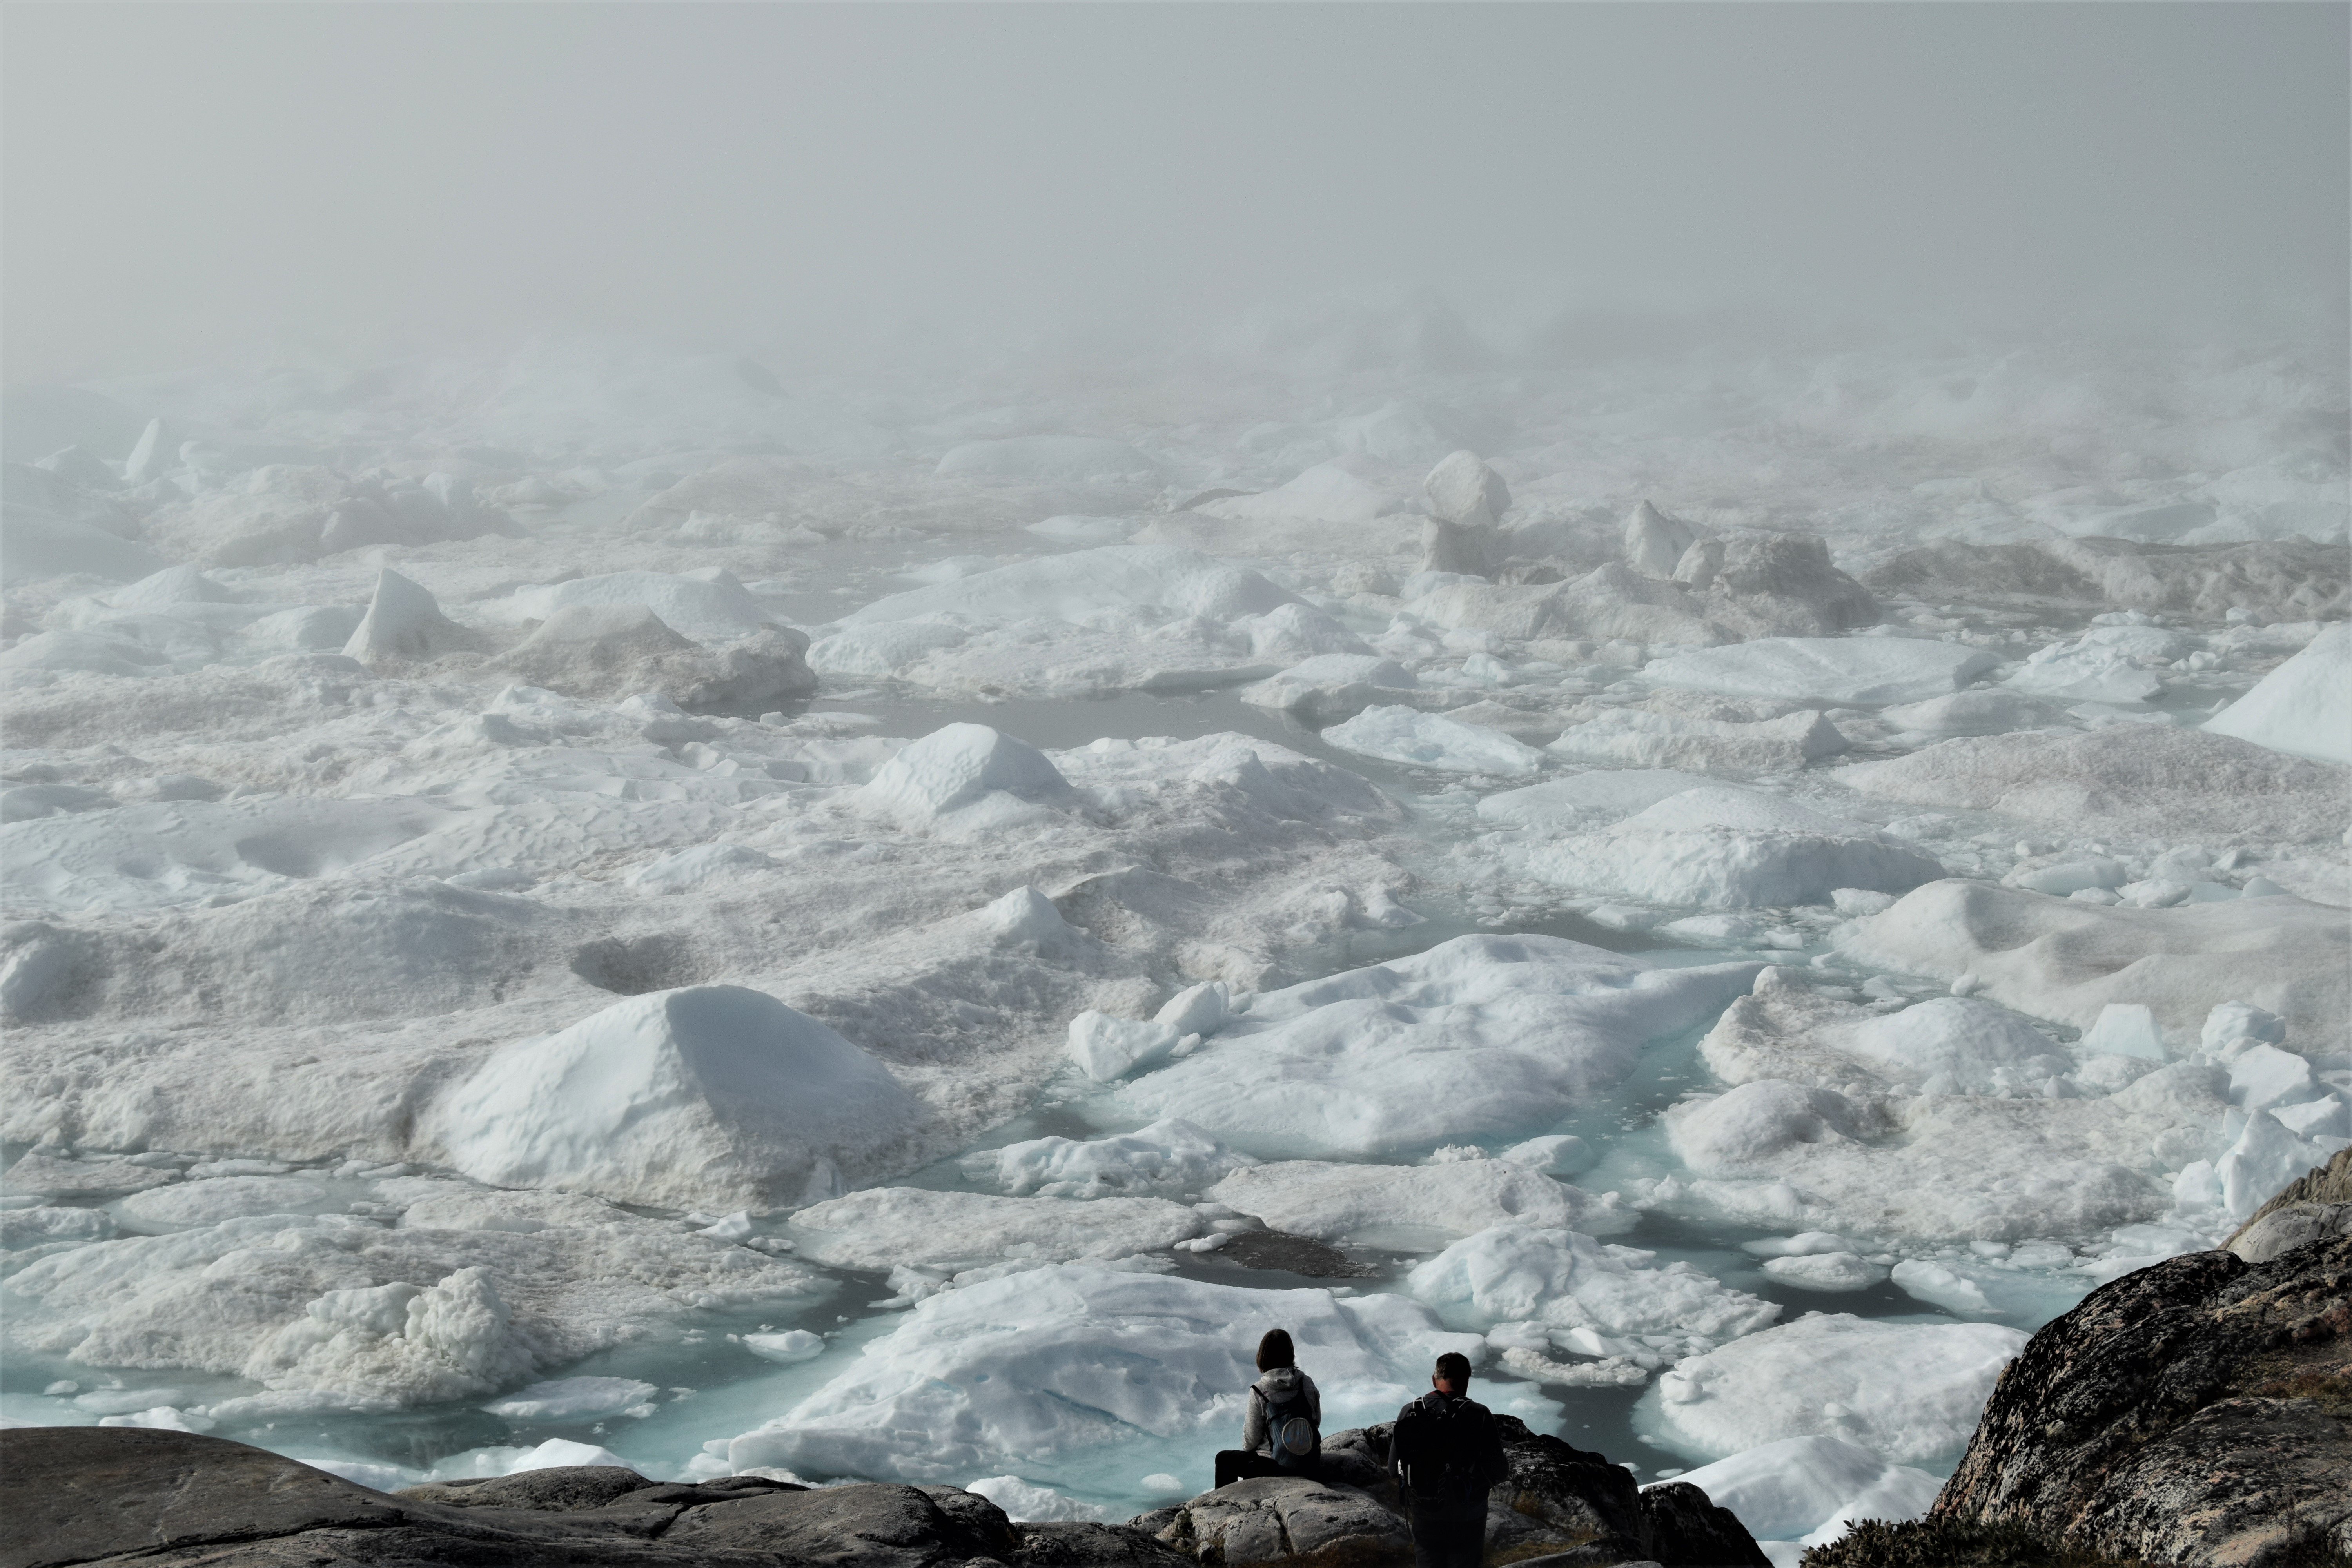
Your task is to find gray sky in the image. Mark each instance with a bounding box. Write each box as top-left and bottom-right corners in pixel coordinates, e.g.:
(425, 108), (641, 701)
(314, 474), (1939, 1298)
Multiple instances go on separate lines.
(5, 3), (2346, 381)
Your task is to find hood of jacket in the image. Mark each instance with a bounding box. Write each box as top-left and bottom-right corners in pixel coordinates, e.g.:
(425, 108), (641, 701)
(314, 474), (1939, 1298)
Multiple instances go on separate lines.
(1255, 1366), (1310, 1401)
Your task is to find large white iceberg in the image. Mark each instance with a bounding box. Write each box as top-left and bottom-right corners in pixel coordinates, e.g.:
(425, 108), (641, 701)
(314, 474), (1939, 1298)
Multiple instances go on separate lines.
(417, 985), (924, 1211)
(843, 545), (1294, 627)
(2203, 621), (2352, 764)
(1522, 786), (1944, 909)
(1318, 705), (1545, 776)
(1638, 1313), (2029, 1465)
(1107, 934), (1761, 1158)
(723, 1263), (1501, 1491)
(1653, 1435), (1943, 1549)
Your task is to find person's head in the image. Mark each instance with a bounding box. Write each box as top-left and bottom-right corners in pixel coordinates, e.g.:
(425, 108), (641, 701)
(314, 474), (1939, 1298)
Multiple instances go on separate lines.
(1256, 1329), (1296, 1372)
(1432, 1352), (1473, 1397)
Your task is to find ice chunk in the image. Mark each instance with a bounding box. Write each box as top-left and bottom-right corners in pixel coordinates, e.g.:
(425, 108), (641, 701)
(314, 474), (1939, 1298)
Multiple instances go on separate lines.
(1110, 934), (1760, 1159)
(2004, 637), (2167, 706)
(481, 1376), (658, 1421)
(1653, 1435), (1940, 1543)
(341, 568), (475, 664)
(1524, 786), (1943, 909)
(1238, 654), (1417, 718)
(1640, 1314), (2029, 1465)
(783, 1188), (1200, 1272)
(935, 436), (1161, 482)
(1065, 1012), (1185, 1082)
(725, 1263), (1497, 1484)
(1760, 1253), (1887, 1292)
(488, 603), (814, 707)
(1475, 770), (1713, 832)
(1645, 638), (1998, 706)
(1425, 450), (1511, 527)
(1836, 724), (2345, 847)
(1198, 461), (1401, 525)
(966, 1474), (1109, 1523)
(2216, 1109), (2325, 1220)
(491, 570), (780, 643)
(1842, 880), (2349, 1052)
(971, 1119), (1253, 1200)
(845, 545), (1295, 626)
(1319, 705), (1544, 775)
(117, 1176), (328, 1228)
(1667, 1082), (1869, 1177)
(435, 1438), (636, 1478)
(1840, 998), (2070, 1093)
(418, 985), (922, 1211)
(1547, 709), (1848, 775)
(1206, 1158), (1630, 1250)
(2203, 621), (2351, 764)
(1499, 1135), (1595, 1178)
(857, 723), (1073, 828)
(243, 1266), (535, 1406)
(1889, 1260), (1997, 1316)
(123, 417), (178, 484)
(1405, 1225), (1779, 1351)
(806, 621), (968, 677)
(1876, 689), (2043, 735)
(744, 1329), (827, 1365)
(1624, 501), (1700, 578)
(2203, 1000), (2287, 1051)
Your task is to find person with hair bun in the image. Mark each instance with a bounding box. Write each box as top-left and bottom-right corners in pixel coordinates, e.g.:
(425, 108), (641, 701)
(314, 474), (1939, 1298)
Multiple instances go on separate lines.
(1212, 1327), (1322, 1489)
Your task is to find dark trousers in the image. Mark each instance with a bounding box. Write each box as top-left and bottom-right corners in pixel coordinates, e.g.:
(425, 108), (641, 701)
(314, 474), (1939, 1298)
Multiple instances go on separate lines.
(1409, 1508), (1486, 1568)
(1214, 1449), (1310, 1489)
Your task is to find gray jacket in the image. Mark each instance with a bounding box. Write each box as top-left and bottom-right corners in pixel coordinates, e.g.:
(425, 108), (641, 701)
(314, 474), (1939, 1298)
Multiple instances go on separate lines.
(1240, 1366), (1321, 1455)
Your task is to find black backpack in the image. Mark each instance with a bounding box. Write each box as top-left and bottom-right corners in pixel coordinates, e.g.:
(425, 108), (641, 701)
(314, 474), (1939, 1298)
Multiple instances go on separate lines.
(1256, 1382), (1320, 1470)
(1396, 1396), (1484, 1505)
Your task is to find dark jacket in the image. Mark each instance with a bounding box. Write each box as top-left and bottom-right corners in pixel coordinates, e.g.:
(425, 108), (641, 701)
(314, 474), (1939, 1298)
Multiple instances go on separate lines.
(1387, 1389), (1508, 1519)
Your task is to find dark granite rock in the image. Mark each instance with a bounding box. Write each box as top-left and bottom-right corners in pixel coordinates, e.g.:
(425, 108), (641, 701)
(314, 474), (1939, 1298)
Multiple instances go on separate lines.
(1142, 1418), (1767, 1567)
(1928, 1235), (2351, 1566)
(0, 1428), (1139, 1568)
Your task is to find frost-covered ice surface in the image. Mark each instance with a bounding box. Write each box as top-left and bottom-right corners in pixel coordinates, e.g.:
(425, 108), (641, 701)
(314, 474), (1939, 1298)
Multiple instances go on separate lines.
(3, 322), (2346, 1534)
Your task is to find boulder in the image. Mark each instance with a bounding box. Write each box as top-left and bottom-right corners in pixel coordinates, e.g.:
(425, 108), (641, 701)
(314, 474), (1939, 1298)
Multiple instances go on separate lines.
(1143, 1420), (1768, 1566)
(1926, 1234), (2352, 1566)
(0, 1428), (1191, 1568)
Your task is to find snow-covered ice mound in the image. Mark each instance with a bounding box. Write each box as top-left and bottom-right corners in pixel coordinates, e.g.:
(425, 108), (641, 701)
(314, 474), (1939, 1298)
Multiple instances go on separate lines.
(342, 568), (481, 666)
(1521, 786), (1944, 909)
(804, 620), (969, 678)
(1643, 637), (1998, 706)
(1197, 460), (1403, 524)
(2203, 621), (2352, 765)
(4, 1181), (826, 1408)
(484, 569), (780, 643)
(1546, 709), (1849, 776)
(1638, 1313), (2029, 1465)
(486, 604), (814, 706)
(842, 545), (1295, 626)
(781, 1187), (1201, 1272)
(855, 723), (1074, 831)
(723, 1262), (1508, 1488)
(1238, 654), (1417, 719)
(1107, 933), (1760, 1158)
(1837, 723), (2348, 845)
(968, 1118), (1254, 1199)
(1474, 770), (1715, 832)
(419, 985), (924, 1211)
(1405, 1224), (1780, 1359)
(1656, 1436), (1943, 1552)
(1319, 704), (1544, 775)
(1843, 879), (2350, 1050)
(1205, 1157), (1635, 1250)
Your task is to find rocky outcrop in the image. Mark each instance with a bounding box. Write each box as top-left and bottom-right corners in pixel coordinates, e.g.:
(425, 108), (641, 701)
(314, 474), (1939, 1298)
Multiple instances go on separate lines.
(1139, 1419), (1768, 1567)
(2225, 1147), (2352, 1263)
(1924, 1234), (2350, 1567)
(0, 1428), (1189, 1568)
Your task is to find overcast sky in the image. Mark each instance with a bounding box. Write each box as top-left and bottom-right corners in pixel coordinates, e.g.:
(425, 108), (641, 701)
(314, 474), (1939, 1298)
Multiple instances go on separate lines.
(5, 3), (2345, 381)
